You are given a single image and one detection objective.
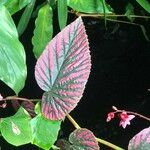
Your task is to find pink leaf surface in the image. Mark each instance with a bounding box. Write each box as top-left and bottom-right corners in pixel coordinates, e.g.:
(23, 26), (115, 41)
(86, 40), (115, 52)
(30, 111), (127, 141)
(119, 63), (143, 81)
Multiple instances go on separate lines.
(69, 128), (99, 150)
(128, 127), (150, 150)
(35, 17), (91, 120)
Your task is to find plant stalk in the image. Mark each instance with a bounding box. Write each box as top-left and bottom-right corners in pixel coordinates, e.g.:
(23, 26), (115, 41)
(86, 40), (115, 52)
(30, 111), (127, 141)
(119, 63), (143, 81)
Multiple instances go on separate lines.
(66, 114), (124, 150)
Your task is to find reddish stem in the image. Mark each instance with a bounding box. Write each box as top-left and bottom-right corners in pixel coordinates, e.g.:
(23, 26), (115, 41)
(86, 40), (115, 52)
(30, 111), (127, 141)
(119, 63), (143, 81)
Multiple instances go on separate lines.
(112, 106), (150, 122)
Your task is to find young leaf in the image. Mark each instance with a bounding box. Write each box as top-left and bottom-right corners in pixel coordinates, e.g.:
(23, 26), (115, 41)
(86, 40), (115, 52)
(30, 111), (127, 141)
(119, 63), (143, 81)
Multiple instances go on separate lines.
(17, 0), (36, 36)
(136, 0), (150, 13)
(35, 17), (91, 120)
(128, 127), (150, 150)
(32, 4), (53, 58)
(0, 5), (27, 94)
(125, 3), (135, 22)
(69, 128), (99, 150)
(67, 0), (113, 13)
(31, 114), (61, 150)
(34, 102), (41, 115)
(4, 0), (31, 15)
(57, 0), (68, 30)
(0, 107), (32, 146)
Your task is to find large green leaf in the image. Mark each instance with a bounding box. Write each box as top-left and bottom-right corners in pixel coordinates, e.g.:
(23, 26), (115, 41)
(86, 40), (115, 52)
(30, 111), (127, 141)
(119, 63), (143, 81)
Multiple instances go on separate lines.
(32, 4), (53, 58)
(31, 114), (61, 150)
(0, 0), (7, 5)
(0, 107), (32, 146)
(57, 0), (68, 30)
(17, 0), (36, 36)
(136, 0), (150, 13)
(0, 5), (27, 94)
(67, 0), (113, 13)
(3, 0), (31, 15)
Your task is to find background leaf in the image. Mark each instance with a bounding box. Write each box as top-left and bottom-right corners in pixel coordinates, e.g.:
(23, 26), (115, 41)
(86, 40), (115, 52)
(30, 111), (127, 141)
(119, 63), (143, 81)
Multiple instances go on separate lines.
(125, 3), (135, 22)
(17, 0), (36, 36)
(136, 0), (150, 13)
(35, 17), (91, 120)
(32, 4), (53, 58)
(31, 114), (61, 150)
(69, 128), (99, 150)
(67, 0), (113, 13)
(4, 0), (31, 15)
(0, 5), (27, 94)
(0, 107), (32, 146)
(57, 0), (68, 30)
(128, 127), (150, 150)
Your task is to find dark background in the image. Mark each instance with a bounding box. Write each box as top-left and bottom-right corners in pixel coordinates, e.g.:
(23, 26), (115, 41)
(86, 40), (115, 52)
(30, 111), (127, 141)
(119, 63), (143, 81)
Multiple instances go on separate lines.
(0, 0), (150, 149)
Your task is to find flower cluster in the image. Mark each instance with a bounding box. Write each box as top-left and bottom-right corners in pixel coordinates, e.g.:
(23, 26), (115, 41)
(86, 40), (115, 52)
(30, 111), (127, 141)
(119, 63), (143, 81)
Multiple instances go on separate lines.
(106, 110), (135, 129)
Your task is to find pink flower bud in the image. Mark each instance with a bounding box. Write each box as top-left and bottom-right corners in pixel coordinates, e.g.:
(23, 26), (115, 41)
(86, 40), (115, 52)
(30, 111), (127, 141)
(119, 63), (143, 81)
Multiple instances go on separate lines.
(106, 112), (115, 122)
(0, 94), (3, 100)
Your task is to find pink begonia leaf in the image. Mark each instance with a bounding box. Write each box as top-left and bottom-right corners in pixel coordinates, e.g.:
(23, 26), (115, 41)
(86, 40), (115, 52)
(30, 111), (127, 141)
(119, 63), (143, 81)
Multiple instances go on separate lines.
(35, 17), (91, 120)
(128, 127), (150, 150)
(69, 128), (99, 150)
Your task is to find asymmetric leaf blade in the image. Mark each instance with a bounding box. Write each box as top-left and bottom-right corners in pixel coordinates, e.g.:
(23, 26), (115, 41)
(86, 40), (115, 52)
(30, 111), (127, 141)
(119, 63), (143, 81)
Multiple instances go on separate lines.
(128, 127), (150, 150)
(35, 17), (91, 120)
(69, 128), (99, 150)
(0, 5), (27, 94)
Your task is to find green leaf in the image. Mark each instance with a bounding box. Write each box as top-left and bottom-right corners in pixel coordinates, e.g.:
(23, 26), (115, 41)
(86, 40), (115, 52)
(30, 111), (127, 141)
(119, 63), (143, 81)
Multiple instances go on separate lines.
(0, 5), (27, 94)
(140, 25), (150, 41)
(136, 0), (150, 13)
(17, 0), (36, 36)
(32, 4), (53, 58)
(102, 0), (106, 27)
(31, 114), (61, 150)
(32, 2), (47, 18)
(4, 0), (31, 15)
(125, 3), (135, 22)
(34, 102), (41, 115)
(67, 0), (113, 13)
(0, 107), (32, 146)
(0, 0), (7, 5)
(57, 0), (68, 30)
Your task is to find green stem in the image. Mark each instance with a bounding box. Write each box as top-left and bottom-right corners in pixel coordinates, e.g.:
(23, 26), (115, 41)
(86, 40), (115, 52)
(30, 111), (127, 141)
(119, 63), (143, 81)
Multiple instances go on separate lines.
(67, 114), (124, 150)
(69, 11), (150, 19)
(96, 138), (125, 150)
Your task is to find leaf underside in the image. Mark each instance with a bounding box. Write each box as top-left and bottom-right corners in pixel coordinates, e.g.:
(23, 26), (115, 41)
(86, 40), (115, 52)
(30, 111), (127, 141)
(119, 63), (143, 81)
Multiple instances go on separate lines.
(128, 127), (150, 150)
(35, 17), (91, 120)
(69, 128), (99, 150)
